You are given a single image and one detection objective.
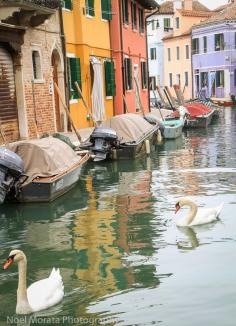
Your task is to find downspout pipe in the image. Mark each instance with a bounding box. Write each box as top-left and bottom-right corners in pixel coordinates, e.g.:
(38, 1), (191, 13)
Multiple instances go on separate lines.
(145, 6), (160, 112)
(118, 0), (126, 113)
(59, 6), (69, 108)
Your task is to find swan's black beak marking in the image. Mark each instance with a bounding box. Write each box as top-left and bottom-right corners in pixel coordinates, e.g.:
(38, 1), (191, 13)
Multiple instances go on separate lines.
(3, 254), (16, 270)
(175, 203), (180, 214)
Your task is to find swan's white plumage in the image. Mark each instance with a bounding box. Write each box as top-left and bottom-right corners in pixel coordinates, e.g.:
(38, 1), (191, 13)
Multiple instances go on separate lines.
(3, 250), (64, 314)
(175, 198), (224, 227)
(27, 268), (64, 312)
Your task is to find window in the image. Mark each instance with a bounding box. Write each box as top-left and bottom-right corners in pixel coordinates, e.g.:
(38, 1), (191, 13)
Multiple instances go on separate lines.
(149, 76), (156, 90)
(185, 45), (190, 59)
(216, 70), (224, 87)
(151, 19), (159, 30)
(101, 0), (112, 20)
(184, 72), (188, 86)
(200, 72), (208, 88)
(32, 50), (42, 80)
(104, 61), (116, 96)
(235, 32), (236, 49)
(124, 58), (132, 90)
(68, 57), (82, 100)
(150, 48), (157, 60)
(63, 0), (72, 10)
(168, 48), (171, 61)
(141, 61), (147, 89)
(164, 18), (171, 31)
(192, 38), (199, 54)
(122, 0), (129, 24)
(169, 73), (172, 87)
(176, 17), (180, 29)
(86, 0), (95, 16)
(215, 33), (224, 51)
(138, 8), (144, 33)
(234, 69), (236, 86)
(176, 46), (180, 60)
(176, 74), (181, 86)
(203, 36), (207, 53)
(131, 1), (137, 29)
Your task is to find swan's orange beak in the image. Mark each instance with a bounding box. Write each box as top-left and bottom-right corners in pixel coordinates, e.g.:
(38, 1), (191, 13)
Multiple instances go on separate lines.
(3, 256), (14, 270)
(175, 203), (180, 214)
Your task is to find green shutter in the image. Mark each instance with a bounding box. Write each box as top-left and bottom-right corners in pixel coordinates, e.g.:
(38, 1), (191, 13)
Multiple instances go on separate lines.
(105, 61), (116, 96)
(64, 0), (72, 10)
(69, 57), (82, 99)
(102, 0), (112, 20)
(86, 0), (95, 16)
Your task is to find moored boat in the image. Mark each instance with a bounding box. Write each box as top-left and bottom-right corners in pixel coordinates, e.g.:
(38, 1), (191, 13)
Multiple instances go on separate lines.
(80, 113), (160, 161)
(6, 137), (90, 203)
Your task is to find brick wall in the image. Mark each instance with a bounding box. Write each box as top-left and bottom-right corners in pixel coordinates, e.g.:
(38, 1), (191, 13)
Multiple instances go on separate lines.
(20, 11), (64, 139)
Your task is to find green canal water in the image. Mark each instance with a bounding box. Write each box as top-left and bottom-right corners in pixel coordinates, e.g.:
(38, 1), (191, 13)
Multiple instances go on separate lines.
(0, 108), (236, 326)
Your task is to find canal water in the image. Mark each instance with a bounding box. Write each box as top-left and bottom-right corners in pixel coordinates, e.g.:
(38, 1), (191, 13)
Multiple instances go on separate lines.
(0, 108), (236, 326)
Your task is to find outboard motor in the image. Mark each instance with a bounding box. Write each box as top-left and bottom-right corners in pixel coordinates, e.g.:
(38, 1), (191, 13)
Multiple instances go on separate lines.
(0, 147), (24, 204)
(81, 128), (118, 161)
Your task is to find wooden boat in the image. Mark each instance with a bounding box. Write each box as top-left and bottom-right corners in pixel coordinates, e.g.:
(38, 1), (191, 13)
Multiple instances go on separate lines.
(7, 137), (90, 203)
(81, 113), (160, 161)
(162, 119), (183, 139)
(17, 153), (89, 202)
(146, 110), (183, 139)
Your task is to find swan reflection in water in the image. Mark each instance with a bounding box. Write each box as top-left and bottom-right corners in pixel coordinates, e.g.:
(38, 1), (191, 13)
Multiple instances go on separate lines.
(176, 221), (218, 250)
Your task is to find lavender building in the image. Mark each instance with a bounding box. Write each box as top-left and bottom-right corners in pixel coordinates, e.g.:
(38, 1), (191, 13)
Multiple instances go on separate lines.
(192, 3), (236, 100)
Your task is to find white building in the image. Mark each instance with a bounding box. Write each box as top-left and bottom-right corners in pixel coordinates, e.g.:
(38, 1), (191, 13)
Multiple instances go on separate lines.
(147, 1), (175, 104)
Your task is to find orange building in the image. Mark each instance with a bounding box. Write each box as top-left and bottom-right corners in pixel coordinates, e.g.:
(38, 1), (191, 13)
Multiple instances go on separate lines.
(110, 0), (158, 115)
(163, 0), (211, 100)
(62, 0), (115, 129)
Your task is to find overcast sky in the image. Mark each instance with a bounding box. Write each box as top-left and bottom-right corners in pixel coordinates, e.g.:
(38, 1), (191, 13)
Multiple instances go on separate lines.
(157, 0), (229, 10)
(198, 0), (228, 9)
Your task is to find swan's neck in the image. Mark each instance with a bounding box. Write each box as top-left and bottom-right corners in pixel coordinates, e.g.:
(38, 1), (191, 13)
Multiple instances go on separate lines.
(182, 201), (198, 225)
(16, 258), (32, 314)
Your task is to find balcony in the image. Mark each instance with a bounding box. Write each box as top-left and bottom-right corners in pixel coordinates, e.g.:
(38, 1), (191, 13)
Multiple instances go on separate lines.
(0, 0), (61, 27)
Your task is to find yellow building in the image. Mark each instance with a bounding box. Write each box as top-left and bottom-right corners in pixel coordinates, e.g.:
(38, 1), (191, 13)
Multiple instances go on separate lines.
(63, 0), (115, 129)
(163, 0), (211, 100)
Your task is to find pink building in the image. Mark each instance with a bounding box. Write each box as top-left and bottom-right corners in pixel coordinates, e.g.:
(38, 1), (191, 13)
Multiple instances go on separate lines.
(110, 0), (158, 115)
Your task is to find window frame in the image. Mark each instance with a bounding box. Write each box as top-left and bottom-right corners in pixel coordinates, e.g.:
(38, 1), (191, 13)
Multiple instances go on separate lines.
(185, 44), (190, 59)
(215, 33), (224, 51)
(131, 1), (137, 30)
(169, 73), (173, 87)
(122, 0), (129, 25)
(192, 38), (199, 55)
(141, 61), (147, 89)
(32, 49), (43, 82)
(176, 46), (180, 60)
(86, 0), (95, 17)
(168, 48), (171, 61)
(101, 0), (112, 21)
(203, 36), (207, 53)
(124, 57), (132, 91)
(138, 7), (144, 33)
(150, 47), (157, 60)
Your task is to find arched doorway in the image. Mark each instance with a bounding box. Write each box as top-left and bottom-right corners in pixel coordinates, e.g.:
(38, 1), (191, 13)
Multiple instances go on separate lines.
(51, 49), (63, 132)
(0, 43), (19, 142)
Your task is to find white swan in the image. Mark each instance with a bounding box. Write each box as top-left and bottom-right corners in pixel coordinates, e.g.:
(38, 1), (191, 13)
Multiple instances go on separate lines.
(3, 249), (64, 314)
(175, 198), (223, 227)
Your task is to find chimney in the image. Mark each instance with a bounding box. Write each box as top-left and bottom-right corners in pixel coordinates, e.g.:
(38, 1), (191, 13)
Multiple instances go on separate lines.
(184, 0), (193, 11)
(173, 0), (182, 11)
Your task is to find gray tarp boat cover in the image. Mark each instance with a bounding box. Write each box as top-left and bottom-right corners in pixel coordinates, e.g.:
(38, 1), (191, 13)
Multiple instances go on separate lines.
(7, 137), (82, 184)
(101, 113), (156, 144)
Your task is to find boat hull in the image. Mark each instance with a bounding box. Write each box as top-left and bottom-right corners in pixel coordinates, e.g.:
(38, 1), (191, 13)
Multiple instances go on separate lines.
(163, 120), (183, 139)
(17, 153), (90, 202)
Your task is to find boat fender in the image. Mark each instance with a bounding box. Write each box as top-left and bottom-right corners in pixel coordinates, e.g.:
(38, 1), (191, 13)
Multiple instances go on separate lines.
(145, 139), (150, 155)
(112, 149), (117, 160)
(157, 130), (162, 143)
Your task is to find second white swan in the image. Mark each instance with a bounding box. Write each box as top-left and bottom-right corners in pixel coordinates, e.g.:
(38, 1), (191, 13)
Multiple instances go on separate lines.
(175, 197), (224, 227)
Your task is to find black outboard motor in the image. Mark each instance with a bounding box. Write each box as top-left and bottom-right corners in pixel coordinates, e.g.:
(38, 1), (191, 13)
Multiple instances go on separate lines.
(81, 128), (118, 161)
(0, 147), (24, 204)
